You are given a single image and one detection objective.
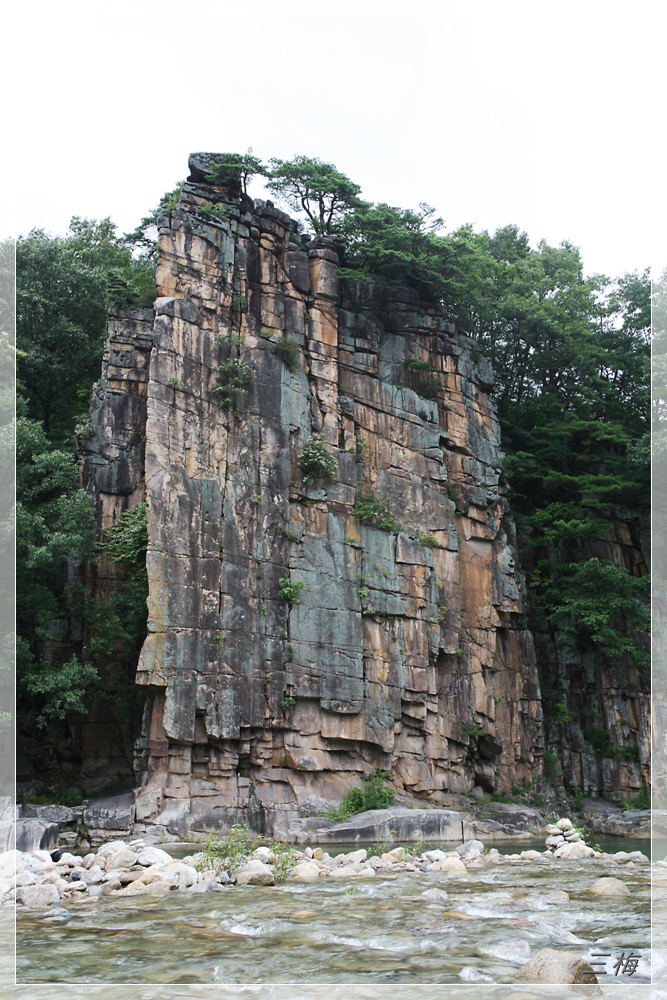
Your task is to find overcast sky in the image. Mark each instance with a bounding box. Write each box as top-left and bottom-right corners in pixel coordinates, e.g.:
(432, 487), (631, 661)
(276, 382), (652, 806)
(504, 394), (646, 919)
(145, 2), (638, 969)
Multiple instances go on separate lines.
(5, 4), (664, 279)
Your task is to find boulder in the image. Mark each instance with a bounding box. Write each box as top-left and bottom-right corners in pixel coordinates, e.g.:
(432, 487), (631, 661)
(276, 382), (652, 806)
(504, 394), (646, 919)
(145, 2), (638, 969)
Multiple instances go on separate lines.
(301, 807), (463, 844)
(589, 877), (631, 896)
(235, 860), (275, 886)
(456, 839), (484, 858)
(422, 887), (449, 901)
(288, 861), (322, 881)
(516, 948), (600, 989)
(15, 819), (58, 853)
(435, 856), (467, 873)
(83, 793), (135, 833)
(553, 841), (595, 859)
(105, 849), (139, 871)
(136, 847), (173, 867)
(556, 818), (573, 831)
(19, 883), (61, 909)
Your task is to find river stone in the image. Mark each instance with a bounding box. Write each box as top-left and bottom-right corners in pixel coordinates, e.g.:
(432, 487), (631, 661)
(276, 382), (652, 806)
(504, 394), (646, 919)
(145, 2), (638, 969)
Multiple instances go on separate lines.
(164, 862), (198, 887)
(187, 879), (213, 892)
(342, 849), (367, 865)
(457, 839), (484, 858)
(235, 860), (275, 886)
(556, 818), (573, 831)
(423, 850), (447, 863)
(434, 856), (467, 873)
(115, 882), (149, 897)
(20, 883), (61, 908)
(252, 847), (272, 864)
(589, 877), (631, 896)
(329, 864), (363, 878)
(15, 870), (39, 887)
(288, 861), (321, 881)
(553, 841), (595, 859)
(312, 848), (325, 861)
(520, 850), (544, 861)
(546, 825), (562, 835)
(84, 866), (104, 885)
(136, 847), (173, 867)
(422, 887), (449, 901)
(563, 831), (581, 842)
(357, 867), (376, 877)
(516, 948), (600, 987)
(381, 848), (407, 862)
(545, 835), (565, 848)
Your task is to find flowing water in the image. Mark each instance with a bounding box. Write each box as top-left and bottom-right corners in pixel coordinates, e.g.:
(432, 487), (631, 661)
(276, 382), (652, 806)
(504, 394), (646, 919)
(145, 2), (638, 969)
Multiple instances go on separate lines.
(11, 845), (652, 988)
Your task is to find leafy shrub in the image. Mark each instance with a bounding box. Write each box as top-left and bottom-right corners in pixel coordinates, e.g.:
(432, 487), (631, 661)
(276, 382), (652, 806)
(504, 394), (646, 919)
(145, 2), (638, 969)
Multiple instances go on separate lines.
(461, 721), (484, 738)
(551, 701), (576, 725)
(419, 534), (439, 548)
(329, 769), (395, 821)
(420, 375), (441, 399)
(590, 727), (614, 757)
(621, 787), (650, 810)
(404, 359), (434, 371)
(195, 824), (256, 874)
(212, 358), (253, 410)
(60, 786), (84, 807)
(278, 577), (305, 604)
(354, 485), (400, 532)
(543, 749), (562, 784)
(299, 435), (337, 482)
(280, 696), (296, 711)
(271, 843), (297, 883)
(274, 335), (301, 372)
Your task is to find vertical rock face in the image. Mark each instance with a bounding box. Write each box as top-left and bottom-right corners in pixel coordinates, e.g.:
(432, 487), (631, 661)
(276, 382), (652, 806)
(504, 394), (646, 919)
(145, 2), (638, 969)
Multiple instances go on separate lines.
(118, 154), (543, 833)
(73, 306), (153, 792)
(528, 512), (650, 797)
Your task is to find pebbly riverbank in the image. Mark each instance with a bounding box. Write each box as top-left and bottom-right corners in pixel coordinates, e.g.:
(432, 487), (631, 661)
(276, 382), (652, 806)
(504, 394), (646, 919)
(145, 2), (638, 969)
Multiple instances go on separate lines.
(2, 815), (650, 908)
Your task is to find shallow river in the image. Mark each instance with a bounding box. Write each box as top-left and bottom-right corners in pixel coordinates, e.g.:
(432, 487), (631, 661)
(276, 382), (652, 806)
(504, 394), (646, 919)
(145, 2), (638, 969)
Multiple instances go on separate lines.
(12, 842), (653, 988)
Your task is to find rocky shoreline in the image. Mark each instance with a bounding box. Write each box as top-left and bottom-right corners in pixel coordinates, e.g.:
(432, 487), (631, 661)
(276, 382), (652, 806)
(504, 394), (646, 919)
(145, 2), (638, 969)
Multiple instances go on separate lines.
(3, 814), (650, 910)
(9, 795), (654, 854)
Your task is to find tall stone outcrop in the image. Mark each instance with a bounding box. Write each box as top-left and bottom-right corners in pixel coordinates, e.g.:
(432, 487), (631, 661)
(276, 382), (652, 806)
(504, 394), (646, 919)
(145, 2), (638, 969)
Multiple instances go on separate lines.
(102, 153), (543, 834)
(77, 153), (648, 833)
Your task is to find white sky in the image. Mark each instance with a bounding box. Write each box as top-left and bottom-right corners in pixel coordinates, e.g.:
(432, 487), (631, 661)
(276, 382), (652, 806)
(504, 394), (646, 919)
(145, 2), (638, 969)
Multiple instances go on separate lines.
(4, 3), (665, 278)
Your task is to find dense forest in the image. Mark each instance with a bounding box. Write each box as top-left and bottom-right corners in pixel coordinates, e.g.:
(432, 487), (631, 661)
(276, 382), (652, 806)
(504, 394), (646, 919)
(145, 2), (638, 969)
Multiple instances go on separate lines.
(15, 153), (650, 799)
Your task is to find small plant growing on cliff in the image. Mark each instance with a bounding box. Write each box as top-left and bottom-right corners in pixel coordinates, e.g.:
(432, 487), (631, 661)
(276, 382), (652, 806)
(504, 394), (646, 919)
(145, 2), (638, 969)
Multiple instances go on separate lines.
(212, 358), (253, 411)
(274, 334), (301, 373)
(354, 485), (400, 532)
(405, 358), (434, 371)
(328, 769), (395, 821)
(419, 533), (439, 548)
(461, 721), (484, 738)
(278, 578), (305, 604)
(299, 435), (337, 483)
(551, 701), (576, 725)
(280, 695), (296, 710)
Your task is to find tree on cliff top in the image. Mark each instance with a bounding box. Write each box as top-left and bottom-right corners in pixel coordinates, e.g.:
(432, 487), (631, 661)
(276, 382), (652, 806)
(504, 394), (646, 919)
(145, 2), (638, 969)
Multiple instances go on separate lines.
(266, 155), (365, 235)
(206, 150), (265, 196)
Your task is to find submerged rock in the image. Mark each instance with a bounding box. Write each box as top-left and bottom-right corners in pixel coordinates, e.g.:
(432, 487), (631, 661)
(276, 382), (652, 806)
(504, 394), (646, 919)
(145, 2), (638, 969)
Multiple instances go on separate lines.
(516, 948), (601, 990)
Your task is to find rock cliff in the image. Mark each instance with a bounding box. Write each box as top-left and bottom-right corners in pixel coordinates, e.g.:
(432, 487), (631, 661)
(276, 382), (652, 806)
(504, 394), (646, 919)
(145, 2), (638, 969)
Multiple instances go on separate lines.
(78, 153), (647, 835)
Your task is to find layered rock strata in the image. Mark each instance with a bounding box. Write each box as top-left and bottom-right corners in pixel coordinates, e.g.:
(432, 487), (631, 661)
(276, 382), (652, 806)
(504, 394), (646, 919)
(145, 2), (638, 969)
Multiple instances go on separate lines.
(76, 153), (541, 835)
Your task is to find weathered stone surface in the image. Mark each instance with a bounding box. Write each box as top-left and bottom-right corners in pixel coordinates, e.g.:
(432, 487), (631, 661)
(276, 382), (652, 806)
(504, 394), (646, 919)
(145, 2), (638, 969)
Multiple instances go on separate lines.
(298, 807), (463, 844)
(84, 154), (658, 834)
(516, 948), (600, 990)
(588, 876), (631, 896)
(15, 820), (58, 853)
(83, 794), (135, 833)
(235, 860), (275, 886)
(19, 883), (61, 909)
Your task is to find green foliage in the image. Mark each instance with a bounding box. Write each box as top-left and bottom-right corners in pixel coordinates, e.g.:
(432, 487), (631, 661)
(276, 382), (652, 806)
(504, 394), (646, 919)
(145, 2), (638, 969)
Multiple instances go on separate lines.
(329, 769), (395, 821)
(280, 696), (296, 711)
(404, 359), (434, 371)
(531, 556), (650, 670)
(212, 358), (253, 410)
(419, 534), (439, 548)
(190, 202), (229, 221)
(278, 578), (305, 604)
(102, 503), (148, 573)
(354, 484), (400, 531)
(205, 150), (265, 195)
(21, 652), (99, 728)
(299, 435), (337, 483)
(195, 824), (256, 874)
(271, 843), (297, 883)
(17, 220), (155, 444)
(25, 786), (83, 807)
(621, 787), (650, 810)
(550, 701), (576, 725)
(266, 155), (364, 235)
(590, 727), (614, 757)
(274, 334), (301, 372)
(543, 749), (563, 784)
